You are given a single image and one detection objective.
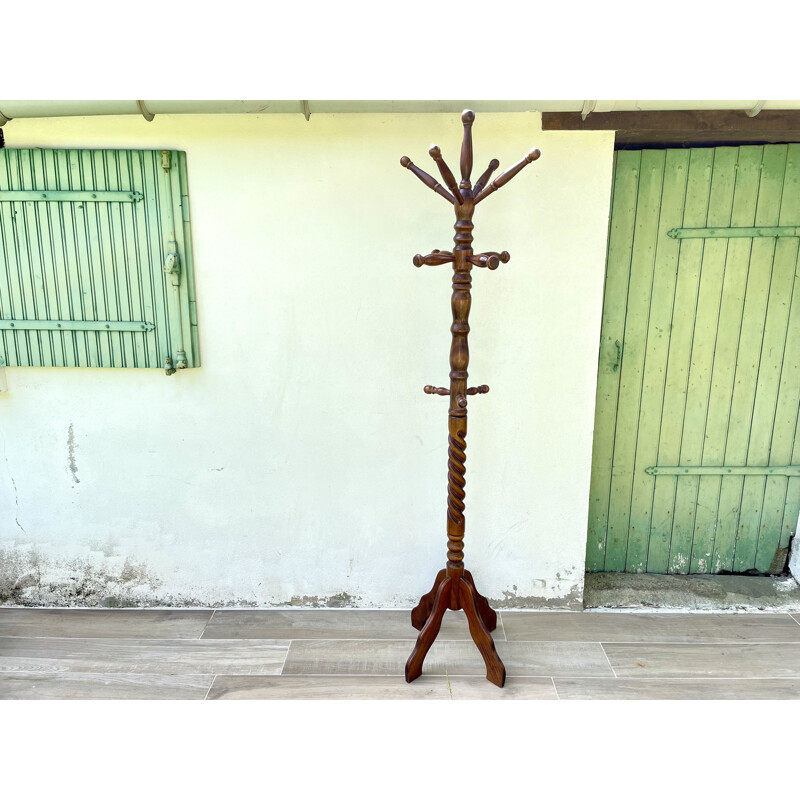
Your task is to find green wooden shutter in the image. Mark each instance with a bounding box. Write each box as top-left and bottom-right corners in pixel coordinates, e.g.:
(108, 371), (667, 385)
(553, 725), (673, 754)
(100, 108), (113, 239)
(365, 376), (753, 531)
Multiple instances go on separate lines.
(588, 145), (800, 575)
(0, 149), (199, 370)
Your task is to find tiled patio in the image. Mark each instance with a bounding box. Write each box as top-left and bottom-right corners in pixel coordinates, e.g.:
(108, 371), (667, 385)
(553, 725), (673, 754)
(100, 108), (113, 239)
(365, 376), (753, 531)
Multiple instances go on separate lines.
(1, 607), (799, 700)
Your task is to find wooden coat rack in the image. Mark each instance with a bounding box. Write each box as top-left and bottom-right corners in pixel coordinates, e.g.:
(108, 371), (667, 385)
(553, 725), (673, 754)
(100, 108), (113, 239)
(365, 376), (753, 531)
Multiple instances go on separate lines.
(401, 110), (540, 688)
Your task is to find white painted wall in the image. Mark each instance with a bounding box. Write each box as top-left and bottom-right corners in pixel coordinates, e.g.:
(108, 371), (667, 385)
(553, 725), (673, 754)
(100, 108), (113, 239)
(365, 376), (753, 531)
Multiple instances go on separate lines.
(0, 112), (614, 608)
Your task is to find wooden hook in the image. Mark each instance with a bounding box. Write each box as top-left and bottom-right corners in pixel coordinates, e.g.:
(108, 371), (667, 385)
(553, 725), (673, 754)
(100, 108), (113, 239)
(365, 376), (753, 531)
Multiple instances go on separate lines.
(400, 156), (456, 204)
(470, 251), (510, 269)
(413, 250), (455, 267)
(474, 149), (540, 204)
(473, 159), (500, 196)
(429, 145), (464, 205)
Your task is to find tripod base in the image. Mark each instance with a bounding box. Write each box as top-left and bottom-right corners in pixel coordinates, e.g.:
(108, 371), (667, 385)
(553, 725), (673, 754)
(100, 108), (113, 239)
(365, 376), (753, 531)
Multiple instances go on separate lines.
(405, 568), (506, 688)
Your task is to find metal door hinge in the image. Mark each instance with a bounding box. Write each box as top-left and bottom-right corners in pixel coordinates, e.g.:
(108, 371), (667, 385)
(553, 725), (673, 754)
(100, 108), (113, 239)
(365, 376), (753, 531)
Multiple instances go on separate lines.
(668, 226), (800, 240)
(646, 465), (800, 477)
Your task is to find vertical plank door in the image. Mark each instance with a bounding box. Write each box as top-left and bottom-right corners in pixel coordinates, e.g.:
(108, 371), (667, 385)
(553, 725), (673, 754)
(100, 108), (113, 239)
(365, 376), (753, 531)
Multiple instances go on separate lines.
(587, 145), (800, 574)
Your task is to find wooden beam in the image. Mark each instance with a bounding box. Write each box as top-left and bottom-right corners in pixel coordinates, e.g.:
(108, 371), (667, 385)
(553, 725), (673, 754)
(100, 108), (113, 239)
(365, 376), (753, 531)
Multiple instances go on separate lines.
(542, 110), (800, 146)
(542, 110), (800, 132)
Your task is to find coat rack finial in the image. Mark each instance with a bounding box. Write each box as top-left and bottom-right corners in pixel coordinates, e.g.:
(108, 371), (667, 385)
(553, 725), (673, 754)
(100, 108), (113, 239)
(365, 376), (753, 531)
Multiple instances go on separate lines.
(460, 109), (475, 188)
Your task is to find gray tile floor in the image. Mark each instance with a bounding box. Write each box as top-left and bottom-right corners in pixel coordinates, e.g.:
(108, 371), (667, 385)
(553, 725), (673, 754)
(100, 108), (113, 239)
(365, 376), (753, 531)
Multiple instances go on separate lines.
(1, 608), (799, 699)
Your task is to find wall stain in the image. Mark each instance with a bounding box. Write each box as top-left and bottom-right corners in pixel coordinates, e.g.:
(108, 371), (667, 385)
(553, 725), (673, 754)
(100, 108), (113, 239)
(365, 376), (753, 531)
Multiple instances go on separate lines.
(0, 547), (366, 608)
(0, 547), (582, 610)
(490, 582), (583, 610)
(67, 423), (80, 485)
(272, 592), (361, 609)
(0, 548), (162, 607)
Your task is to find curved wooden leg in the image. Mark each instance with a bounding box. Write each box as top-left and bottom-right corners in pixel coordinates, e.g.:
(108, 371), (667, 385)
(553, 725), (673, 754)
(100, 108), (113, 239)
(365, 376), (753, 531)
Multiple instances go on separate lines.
(405, 577), (452, 683)
(463, 570), (497, 632)
(458, 578), (506, 688)
(410, 568), (447, 631)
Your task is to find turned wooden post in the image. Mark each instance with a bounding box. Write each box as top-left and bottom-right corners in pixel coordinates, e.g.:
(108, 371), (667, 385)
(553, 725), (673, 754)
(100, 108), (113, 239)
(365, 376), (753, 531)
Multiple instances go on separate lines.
(400, 110), (540, 687)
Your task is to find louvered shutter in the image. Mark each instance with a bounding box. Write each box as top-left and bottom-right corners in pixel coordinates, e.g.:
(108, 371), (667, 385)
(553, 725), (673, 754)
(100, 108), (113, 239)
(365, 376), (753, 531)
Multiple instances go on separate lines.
(0, 149), (199, 369)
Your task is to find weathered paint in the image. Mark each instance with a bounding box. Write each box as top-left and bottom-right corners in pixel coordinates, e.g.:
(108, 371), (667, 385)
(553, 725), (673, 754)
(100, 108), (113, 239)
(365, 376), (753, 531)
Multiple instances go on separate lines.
(0, 546), (163, 607)
(0, 546), (373, 608)
(0, 113), (615, 609)
(490, 582), (584, 610)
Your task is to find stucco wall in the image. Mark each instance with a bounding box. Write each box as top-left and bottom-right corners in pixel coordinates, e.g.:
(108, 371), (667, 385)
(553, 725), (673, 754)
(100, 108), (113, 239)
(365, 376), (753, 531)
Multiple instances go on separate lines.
(0, 112), (614, 608)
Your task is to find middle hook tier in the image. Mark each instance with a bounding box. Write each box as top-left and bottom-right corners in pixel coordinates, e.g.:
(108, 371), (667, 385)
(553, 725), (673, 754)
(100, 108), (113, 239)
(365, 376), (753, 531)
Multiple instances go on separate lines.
(424, 384), (490, 396)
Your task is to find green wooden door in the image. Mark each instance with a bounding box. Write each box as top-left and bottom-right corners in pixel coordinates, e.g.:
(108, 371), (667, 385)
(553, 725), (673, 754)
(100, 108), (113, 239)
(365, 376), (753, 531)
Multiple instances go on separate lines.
(587, 145), (800, 575)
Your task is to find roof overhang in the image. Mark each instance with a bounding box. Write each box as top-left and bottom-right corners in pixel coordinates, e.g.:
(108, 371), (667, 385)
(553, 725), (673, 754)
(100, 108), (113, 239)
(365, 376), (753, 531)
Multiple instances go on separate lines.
(2, 99), (799, 126)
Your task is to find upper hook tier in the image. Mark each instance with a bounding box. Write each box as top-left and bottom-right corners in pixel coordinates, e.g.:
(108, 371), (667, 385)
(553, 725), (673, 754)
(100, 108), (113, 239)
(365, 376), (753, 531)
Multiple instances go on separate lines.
(400, 110), (540, 207)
